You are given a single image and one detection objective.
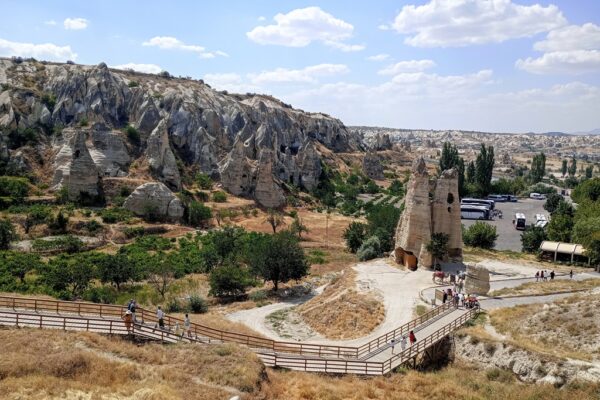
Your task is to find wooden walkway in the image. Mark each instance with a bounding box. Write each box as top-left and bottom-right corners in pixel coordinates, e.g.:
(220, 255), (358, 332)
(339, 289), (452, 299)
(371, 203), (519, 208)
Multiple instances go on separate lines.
(0, 296), (479, 375)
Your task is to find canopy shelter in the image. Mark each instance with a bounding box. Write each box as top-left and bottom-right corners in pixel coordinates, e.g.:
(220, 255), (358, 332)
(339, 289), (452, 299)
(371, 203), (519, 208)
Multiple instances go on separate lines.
(539, 241), (589, 264)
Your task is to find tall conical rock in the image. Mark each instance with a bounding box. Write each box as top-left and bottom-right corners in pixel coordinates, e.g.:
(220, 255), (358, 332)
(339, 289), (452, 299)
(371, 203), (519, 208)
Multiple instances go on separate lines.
(394, 157), (432, 269)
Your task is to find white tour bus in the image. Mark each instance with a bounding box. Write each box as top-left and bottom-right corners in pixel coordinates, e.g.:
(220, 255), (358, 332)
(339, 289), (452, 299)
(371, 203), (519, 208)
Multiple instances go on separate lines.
(514, 213), (527, 230)
(461, 198), (495, 210)
(461, 205), (490, 220)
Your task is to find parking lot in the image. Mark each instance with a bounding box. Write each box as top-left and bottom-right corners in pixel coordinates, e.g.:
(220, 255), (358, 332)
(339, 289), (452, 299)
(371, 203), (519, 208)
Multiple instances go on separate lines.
(462, 198), (547, 252)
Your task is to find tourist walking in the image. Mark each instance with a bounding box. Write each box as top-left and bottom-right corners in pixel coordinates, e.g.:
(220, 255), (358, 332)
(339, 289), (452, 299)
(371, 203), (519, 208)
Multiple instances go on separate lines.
(128, 299), (137, 322)
(453, 292), (459, 307)
(409, 330), (417, 345)
(459, 292), (465, 307)
(400, 335), (407, 351)
(121, 309), (133, 333)
(390, 338), (396, 354)
(570, 269), (573, 279)
(442, 291), (448, 304)
(550, 270), (555, 280)
(154, 306), (165, 331)
(540, 270), (545, 281)
(535, 271), (539, 282)
(184, 313), (192, 338)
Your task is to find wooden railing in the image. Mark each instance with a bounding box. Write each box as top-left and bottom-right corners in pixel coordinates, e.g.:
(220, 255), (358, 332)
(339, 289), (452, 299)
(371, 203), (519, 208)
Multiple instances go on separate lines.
(0, 295), (456, 360)
(356, 301), (454, 358)
(258, 307), (480, 375)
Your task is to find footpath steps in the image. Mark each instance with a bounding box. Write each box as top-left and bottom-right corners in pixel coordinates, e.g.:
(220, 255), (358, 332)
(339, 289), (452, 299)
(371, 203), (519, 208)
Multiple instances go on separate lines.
(0, 295), (479, 375)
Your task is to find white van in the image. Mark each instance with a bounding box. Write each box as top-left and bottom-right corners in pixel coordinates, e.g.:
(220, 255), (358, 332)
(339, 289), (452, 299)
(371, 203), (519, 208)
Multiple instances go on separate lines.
(529, 193), (546, 200)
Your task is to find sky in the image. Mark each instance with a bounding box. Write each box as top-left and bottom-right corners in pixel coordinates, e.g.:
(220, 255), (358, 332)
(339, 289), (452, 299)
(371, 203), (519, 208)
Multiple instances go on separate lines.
(1, 0), (600, 133)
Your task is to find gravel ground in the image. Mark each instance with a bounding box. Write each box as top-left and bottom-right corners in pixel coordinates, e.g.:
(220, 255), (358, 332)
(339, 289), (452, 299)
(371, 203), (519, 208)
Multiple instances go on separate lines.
(462, 198), (547, 251)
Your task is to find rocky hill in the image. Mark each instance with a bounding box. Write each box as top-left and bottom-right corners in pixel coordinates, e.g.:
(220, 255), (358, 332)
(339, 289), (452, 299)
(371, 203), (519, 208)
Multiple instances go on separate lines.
(0, 58), (362, 208)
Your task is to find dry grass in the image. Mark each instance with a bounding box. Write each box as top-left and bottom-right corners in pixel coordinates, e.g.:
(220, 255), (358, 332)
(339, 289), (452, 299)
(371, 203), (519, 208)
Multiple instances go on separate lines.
(488, 293), (600, 361)
(306, 246), (358, 276)
(297, 269), (385, 339)
(0, 328), (265, 399)
(490, 278), (600, 297)
(263, 360), (600, 400)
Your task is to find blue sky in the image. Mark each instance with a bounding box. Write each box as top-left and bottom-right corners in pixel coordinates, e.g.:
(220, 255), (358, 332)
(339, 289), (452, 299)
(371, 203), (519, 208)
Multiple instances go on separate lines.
(1, 0), (599, 133)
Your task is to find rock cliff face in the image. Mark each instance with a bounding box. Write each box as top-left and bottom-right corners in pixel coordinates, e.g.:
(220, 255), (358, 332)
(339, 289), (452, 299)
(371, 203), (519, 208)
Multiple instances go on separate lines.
(393, 157), (463, 269)
(464, 263), (490, 295)
(362, 151), (384, 180)
(123, 182), (184, 221)
(0, 58), (362, 207)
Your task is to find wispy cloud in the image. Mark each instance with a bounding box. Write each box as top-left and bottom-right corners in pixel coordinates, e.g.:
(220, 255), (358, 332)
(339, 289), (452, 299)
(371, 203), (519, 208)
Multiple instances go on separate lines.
(63, 17), (89, 30)
(0, 38), (77, 60)
(142, 36), (227, 59)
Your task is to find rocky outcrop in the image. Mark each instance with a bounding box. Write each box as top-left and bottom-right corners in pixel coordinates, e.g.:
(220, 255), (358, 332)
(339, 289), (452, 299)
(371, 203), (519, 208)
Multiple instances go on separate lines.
(455, 333), (600, 385)
(464, 263), (490, 295)
(88, 123), (130, 177)
(52, 129), (100, 201)
(362, 152), (384, 180)
(123, 182), (184, 221)
(372, 133), (392, 151)
(0, 58), (362, 205)
(393, 157), (463, 269)
(254, 149), (285, 208)
(146, 119), (181, 190)
(393, 158), (432, 269)
(432, 168), (462, 259)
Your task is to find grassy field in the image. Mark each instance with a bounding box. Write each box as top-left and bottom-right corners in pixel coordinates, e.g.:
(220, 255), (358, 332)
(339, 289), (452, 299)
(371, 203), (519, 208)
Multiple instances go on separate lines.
(490, 278), (600, 297)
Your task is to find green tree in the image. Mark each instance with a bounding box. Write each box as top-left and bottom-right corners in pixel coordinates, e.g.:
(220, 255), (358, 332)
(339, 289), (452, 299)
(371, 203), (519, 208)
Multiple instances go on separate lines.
(212, 191), (227, 202)
(439, 142), (460, 173)
(544, 193), (563, 214)
(585, 165), (594, 179)
(145, 252), (176, 298)
(475, 144), (495, 196)
(195, 172), (213, 190)
(23, 205), (52, 233)
(568, 157), (577, 177)
(529, 152), (546, 183)
(0, 176), (30, 200)
(365, 203), (401, 252)
(343, 222), (367, 253)
(96, 253), (137, 291)
(457, 157), (467, 197)
(356, 235), (381, 261)
(571, 177), (600, 203)
(42, 254), (96, 298)
(426, 233), (450, 266)
(463, 222), (498, 249)
(187, 201), (212, 227)
(264, 208), (285, 233)
(209, 263), (252, 298)
(0, 251), (43, 284)
(561, 159), (568, 177)
(521, 226), (547, 253)
(572, 217), (600, 271)
(250, 231), (308, 291)
(466, 161), (476, 184)
(388, 179), (403, 196)
(290, 215), (309, 239)
(0, 219), (17, 250)
(547, 214), (574, 243)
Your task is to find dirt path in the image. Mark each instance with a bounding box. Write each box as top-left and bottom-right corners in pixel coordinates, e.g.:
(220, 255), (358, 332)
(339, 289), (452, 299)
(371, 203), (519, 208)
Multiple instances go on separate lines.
(227, 259), (434, 345)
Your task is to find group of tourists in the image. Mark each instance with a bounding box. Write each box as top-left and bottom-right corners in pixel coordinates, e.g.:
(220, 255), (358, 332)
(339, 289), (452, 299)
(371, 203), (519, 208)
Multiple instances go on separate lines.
(535, 270), (556, 282)
(390, 330), (417, 354)
(120, 299), (192, 339)
(442, 288), (479, 309)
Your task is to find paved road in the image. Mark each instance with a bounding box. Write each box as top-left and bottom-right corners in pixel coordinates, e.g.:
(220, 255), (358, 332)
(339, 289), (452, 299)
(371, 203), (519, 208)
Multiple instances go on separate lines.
(421, 272), (599, 304)
(462, 198), (547, 251)
(480, 293), (577, 309)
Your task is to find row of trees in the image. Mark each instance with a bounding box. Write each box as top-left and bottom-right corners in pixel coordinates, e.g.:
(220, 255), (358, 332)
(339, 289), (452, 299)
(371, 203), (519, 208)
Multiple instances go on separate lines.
(0, 226), (310, 302)
(439, 143), (495, 197)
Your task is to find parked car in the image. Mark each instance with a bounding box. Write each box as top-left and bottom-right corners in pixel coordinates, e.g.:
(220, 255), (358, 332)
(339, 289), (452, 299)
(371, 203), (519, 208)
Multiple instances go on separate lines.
(529, 193), (546, 200)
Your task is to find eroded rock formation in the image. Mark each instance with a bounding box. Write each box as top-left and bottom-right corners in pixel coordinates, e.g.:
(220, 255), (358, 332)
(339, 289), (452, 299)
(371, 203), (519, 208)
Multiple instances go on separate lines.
(123, 182), (184, 221)
(362, 151), (384, 180)
(0, 58), (362, 207)
(393, 157), (462, 269)
(464, 263), (490, 295)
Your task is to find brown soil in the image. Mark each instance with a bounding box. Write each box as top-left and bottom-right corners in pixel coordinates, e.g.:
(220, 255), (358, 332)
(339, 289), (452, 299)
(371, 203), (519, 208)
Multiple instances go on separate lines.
(296, 268), (385, 340)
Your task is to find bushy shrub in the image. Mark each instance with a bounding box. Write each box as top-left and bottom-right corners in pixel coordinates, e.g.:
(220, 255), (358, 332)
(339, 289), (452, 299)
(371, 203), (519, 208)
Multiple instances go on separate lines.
(125, 125), (140, 144)
(212, 191), (227, 203)
(463, 222), (498, 249)
(100, 207), (133, 223)
(32, 235), (83, 254)
(209, 263), (252, 298)
(343, 222), (367, 253)
(195, 173), (213, 190)
(521, 226), (547, 253)
(166, 297), (184, 313)
(83, 286), (117, 304)
(188, 295), (208, 313)
(187, 201), (212, 227)
(357, 235), (381, 261)
(0, 176), (30, 200)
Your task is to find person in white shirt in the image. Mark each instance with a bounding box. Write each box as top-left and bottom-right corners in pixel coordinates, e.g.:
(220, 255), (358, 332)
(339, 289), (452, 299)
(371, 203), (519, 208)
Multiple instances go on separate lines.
(154, 306), (165, 331)
(400, 336), (407, 352)
(183, 313), (192, 339)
